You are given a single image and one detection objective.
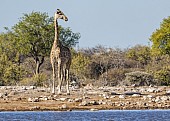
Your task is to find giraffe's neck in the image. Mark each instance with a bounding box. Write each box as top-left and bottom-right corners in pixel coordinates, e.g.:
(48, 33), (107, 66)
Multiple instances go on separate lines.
(53, 17), (60, 47)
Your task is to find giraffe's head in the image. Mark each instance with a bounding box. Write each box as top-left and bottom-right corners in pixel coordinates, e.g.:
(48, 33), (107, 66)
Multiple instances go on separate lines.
(55, 9), (68, 21)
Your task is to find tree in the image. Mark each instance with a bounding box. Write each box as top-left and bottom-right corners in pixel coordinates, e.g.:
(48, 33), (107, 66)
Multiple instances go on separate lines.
(12, 11), (80, 75)
(126, 45), (151, 67)
(0, 32), (25, 85)
(71, 50), (90, 78)
(150, 16), (170, 56)
(59, 27), (80, 47)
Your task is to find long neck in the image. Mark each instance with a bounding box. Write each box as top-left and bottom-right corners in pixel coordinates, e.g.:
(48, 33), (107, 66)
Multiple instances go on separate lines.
(54, 17), (60, 47)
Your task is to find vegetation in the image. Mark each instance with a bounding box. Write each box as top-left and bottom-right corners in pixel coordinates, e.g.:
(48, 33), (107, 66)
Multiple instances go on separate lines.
(0, 12), (170, 86)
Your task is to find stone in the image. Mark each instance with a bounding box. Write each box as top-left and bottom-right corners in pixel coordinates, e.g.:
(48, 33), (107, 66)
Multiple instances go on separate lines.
(104, 96), (110, 99)
(102, 101), (107, 105)
(102, 93), (108, 97)
(8, 91), (17, 96)
(98, 100), (103, 105)
(110, 96), (116, 98)
(61, 104), (67, 109)
(74, 98), (83, 102)
(0, 93), (4, 98)
(161, 96), (169, 101)
(79, 100), (89, 106)
(68, 99), (74, 102)
(118, 102), (125, 107)
(166, 90), (170, 95)
(12, 97), (21, 101)
(132, 94), (141, 97)
(39, 96), (48, 101)
(119, 95), (125, 99)
(21, 86), (27, 90)
(147, 95), (153, 98)
(140, 88), (146, 92)
(28, 86), (36, 89)
(60, 98), (68, 101)
(30, 106), (40, 110)
(125, 101), (131, 105)
(143, 102), (147, 106)
(143, 96), (147, 100)
(107, 102), (114, 106)
(28, 97), (39, 102)
(90, 108), (98, 111)
(4, 92), (8, 96)
(147, 88), (155, 93)
(83, 96), (90, 99)
(155, 96), (161, 103)
(90, 100), (99, 105)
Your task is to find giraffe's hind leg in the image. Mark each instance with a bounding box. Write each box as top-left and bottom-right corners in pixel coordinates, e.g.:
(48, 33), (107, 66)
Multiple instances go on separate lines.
(66, 61), (71, 95)
(66, 68), (70, 95)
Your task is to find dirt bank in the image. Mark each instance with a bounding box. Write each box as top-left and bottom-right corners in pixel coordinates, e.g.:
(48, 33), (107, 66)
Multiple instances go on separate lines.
(0, 85), (170, 111)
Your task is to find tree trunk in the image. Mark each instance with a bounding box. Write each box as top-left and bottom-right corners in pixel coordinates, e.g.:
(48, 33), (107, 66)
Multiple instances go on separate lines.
(35, 56), (44, 75)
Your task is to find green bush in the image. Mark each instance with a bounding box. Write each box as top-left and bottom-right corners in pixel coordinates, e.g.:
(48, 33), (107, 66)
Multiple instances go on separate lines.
(0, 53), (25, 86)
(21, 73), (48, 86)
(3, 64), (25, 85)
(125, 71), (155, 86)
(98, 68), (129, 86)
(154, 67), (170, 86)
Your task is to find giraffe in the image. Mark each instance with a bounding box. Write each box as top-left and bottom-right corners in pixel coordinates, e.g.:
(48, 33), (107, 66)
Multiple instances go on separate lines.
(50, 9), (71, 95)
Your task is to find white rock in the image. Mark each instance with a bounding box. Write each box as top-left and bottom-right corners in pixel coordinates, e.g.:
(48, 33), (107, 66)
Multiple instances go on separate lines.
(30, 106), (40, 110)
(90, 100), (99, 105)
(102, 101), (107, 105)
(28, 97), (39, 102)
(161, 96), (169, 101)
(27, 86), (36, 90)
(166, 90), (170, 94)
(119, 95), (125, 99)
(110, 96), (116, 98)
(147, 95), (153, 98)
(147, 88), (155, 93)
(60, 98), (67, 101)
(143, 96), (147, 100)
(79, 100), (89, 106)
(132, 94), (141, 97)
(155, 96), (161, 102)
(98, 100), (103, 105)
(40, 96), (48, 101)
(74, 98), (83, 102)
(28, 97), (32, 102)
(61, 104), (67, 109)
(68, 99), (74, 102)
(90, 108), (98, 111)
(0, 93), (3, 98)
(140, 88), (146, 92)
(104, 96), (110, 99)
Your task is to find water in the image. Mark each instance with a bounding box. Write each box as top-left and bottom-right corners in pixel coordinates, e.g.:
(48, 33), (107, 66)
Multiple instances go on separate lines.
(0, 110), (170, 121)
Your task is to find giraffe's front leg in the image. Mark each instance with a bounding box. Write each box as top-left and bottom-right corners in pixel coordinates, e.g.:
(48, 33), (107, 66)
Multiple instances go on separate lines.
(57, 60), (62, 95)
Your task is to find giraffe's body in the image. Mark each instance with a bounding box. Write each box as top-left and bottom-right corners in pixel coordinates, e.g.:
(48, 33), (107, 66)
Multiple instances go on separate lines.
(50, 9), (71, 94)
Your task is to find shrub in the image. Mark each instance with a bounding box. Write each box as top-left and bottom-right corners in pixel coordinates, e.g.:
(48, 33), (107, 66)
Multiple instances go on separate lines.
(124, 71), (155, 86)
(21, 73), (48, 86)
(154, 67), (170, 86)
(98, 68), (129, 86)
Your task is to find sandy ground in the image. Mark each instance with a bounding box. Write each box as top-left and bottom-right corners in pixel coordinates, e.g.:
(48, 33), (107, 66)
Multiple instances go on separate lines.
(0, 85), (170, 111)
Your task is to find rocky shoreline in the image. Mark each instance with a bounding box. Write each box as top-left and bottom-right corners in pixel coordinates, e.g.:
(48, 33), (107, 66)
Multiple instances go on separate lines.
(0, 85), (170, 111)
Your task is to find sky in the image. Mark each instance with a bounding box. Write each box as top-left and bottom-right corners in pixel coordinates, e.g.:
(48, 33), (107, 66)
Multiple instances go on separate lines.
(1, 0), (170, 49)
